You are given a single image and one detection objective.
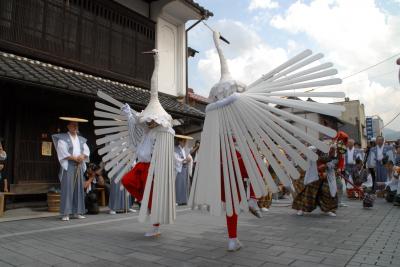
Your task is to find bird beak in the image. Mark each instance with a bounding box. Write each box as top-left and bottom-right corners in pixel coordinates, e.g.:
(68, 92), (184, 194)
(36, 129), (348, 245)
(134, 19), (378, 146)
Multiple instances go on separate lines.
(142, 50), (157, 54)
(219, 35), (230, 44)
(203, 21), (230, 44)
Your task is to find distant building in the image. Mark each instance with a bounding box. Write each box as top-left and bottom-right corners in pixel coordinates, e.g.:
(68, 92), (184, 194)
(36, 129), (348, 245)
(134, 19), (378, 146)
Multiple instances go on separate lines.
(277, 98), (343, 142)
(366, 116), (384, 141)
(333, 98), (367, 147)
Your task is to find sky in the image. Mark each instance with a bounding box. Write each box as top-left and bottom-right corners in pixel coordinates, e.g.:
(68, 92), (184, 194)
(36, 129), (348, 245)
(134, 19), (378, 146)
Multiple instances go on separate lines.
(187, 0), (400, 131)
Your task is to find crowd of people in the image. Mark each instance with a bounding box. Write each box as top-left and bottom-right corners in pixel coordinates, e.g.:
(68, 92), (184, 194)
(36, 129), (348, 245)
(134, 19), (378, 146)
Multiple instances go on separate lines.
(290, 133), (400, 217)
(2, 118), (399, 251)
(2, 121), (399, 220)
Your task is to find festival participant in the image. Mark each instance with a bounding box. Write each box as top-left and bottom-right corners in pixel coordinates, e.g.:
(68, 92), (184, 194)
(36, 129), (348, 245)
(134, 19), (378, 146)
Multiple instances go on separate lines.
(381, 159), (399, 204)
(108, 174), (132, 214)
(345, 139), (357, 175)
(349, 159), (369, 186)
(120, 116), (174, 236)
(292, 146), (338, 217)
(394, 145), (400, 166)
(221, 145), (263, 251)
(175, 135), (193, 206)
(189, 28), (344, 252)
(370, 136), (395, 184)
(332, 131), (349, 207)
(0, 138), (7, 192)
(94, 50), (176, 237)
(52, 118), (90, 221)
(364, 140), (377, 191)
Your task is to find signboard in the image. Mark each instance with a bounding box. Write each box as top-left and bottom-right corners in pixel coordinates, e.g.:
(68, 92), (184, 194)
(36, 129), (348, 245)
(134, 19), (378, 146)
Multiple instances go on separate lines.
(366, 117), (373, 141)
(41, 141), (52, 156)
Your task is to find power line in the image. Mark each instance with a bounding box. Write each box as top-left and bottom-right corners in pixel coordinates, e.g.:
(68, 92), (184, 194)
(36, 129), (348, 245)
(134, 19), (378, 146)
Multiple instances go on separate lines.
(383, 110), (400, 129)
(342, 52), (400, 80)
(306, 52), (400, 92)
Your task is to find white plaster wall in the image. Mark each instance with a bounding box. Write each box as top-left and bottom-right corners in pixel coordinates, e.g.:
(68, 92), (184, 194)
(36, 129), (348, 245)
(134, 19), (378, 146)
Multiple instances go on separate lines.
(156, 16), (186, 97)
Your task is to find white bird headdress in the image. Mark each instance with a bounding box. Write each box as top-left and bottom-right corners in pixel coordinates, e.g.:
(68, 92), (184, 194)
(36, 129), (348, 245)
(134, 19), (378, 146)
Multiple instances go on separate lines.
(93, 49), (176, 224)
(189, 25), (345, 217)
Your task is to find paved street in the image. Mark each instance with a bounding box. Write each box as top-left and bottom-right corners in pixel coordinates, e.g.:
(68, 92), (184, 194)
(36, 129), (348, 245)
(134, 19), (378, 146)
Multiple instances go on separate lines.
(0, 199), (399, 267)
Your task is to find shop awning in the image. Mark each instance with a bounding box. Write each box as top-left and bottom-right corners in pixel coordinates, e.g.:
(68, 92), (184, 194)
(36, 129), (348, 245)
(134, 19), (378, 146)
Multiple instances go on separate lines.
(0, 51), (205, 120)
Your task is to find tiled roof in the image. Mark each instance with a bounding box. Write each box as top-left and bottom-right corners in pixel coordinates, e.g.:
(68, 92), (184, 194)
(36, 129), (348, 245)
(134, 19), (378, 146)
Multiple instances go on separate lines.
(183, 0), (213, 17)
(188, 89), (210, 104)
(0, 51), (204, 119)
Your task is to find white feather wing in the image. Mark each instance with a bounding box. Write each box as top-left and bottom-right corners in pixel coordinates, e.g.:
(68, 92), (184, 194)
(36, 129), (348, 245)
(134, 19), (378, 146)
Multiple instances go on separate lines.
(94, 91), (144, 182)
(189, 50), (345, 216)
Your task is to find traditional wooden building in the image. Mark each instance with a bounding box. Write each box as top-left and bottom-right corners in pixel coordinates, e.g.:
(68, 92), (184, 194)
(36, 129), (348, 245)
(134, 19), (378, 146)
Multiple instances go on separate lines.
(0, 0), (212, 195)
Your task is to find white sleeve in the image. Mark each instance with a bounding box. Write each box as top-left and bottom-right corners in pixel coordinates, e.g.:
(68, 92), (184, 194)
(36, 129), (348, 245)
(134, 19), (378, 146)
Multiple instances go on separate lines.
(83, 143), (90, 160)
(57, 140), (70, 171)
(369, 151), (376, 167)
(57, 140), (70, 161)
(175, 152), (184, 163)
(175, 151), (183, 173)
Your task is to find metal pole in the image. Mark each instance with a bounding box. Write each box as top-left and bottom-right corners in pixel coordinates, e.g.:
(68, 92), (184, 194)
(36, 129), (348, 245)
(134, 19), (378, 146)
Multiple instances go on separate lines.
(185, 18), (205, 104)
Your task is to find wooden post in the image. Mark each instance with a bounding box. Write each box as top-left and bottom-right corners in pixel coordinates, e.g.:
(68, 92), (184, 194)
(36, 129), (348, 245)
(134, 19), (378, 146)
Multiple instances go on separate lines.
(0, 193), (4, 217)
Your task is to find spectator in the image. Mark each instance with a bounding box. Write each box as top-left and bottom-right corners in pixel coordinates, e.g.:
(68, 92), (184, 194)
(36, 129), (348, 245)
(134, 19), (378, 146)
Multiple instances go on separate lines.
(381, 159), (399, 203)
(189, 140), (200, 186)
(108, 167), (133, 215)
(395, 145), (400, 166)
(370, 136), (395, 184)
(52, 119), (89, 221)
(0, 137), (7, 192)
(354, 142), (365, 161)
(175, 135), (192, 206)
(84, 163), (101, 193)
(349, 159), (369, 186)
(345, 139), (357, 177)
(365, 140), (377, 191)
(84, 163), (102, 214)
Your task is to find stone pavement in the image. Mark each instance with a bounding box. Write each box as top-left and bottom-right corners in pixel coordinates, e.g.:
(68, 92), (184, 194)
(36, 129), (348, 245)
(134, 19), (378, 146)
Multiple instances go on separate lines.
(0, 198), (399, 267)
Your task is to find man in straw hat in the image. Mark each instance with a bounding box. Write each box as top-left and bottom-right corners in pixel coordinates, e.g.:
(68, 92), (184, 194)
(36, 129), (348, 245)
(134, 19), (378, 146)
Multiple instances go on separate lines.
(52, 117), (90, 221)
(174, 135), (193, 206)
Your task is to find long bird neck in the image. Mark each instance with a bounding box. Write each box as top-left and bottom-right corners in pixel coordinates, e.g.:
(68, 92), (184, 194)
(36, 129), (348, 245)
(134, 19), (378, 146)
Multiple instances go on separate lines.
(150, 53), (159, 100)
(213, 32), (232, 82)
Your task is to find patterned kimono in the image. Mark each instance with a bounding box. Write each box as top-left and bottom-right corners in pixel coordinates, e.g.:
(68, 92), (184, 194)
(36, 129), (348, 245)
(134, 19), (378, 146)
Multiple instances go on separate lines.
(52, 133), (90, 216)
(292, 156), (338, 213)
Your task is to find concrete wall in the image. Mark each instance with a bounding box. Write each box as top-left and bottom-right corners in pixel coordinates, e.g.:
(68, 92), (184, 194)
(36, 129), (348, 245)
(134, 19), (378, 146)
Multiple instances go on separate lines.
(335, 100), (367, 147)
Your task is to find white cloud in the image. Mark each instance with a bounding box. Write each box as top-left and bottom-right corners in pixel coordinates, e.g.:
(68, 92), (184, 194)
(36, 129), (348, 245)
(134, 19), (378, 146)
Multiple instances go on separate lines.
(248, 0), (279, 11)
(195, 20), (287, 96)
(270, 0), (400, 128)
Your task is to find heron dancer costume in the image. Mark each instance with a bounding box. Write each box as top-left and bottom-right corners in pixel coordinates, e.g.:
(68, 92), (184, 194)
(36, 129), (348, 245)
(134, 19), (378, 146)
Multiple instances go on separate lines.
(189, 29), (345, 251)
(94, 50), (175, 237)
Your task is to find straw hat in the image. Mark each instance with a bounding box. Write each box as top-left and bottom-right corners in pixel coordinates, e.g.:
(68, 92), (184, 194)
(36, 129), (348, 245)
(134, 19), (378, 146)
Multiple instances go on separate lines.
(175, 134), (194, 140)
(59, 117), (88, 123)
